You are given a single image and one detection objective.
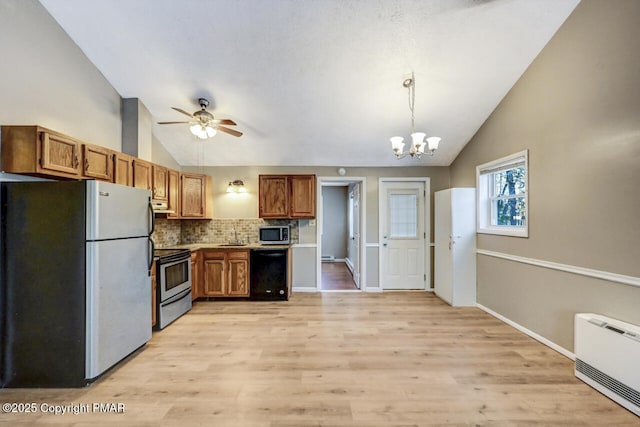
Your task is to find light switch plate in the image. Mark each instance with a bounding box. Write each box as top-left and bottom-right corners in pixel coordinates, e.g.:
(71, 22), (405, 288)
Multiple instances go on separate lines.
(309, 219), (316, 226)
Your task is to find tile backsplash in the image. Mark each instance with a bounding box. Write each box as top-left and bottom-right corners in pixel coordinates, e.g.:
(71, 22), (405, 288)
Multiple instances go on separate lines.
(153, 218), (298, 248)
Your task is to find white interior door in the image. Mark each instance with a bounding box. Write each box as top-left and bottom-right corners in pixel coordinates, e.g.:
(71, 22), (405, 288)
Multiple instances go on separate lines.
(351, 184), (361, 288)
(380, 181), (426, 289)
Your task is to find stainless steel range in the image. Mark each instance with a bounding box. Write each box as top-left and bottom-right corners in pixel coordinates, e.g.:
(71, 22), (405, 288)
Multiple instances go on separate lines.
(154, 248), (192, 329)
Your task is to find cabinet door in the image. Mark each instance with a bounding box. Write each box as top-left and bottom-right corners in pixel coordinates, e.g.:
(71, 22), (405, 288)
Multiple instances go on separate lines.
(227, 251), (249, 297)
(259, 175), (288, 218)
(181, 173), (206, 218)
(114, 152), (134, 186)
(82, 144), (113, 181)
(290, 175), (316, 218)
(39, 131), (81, 176)
(132, 159), (152, 191)
(203, 258), (226, 297)
(167, 169), (181, 219)
(152, 165), (168, 201)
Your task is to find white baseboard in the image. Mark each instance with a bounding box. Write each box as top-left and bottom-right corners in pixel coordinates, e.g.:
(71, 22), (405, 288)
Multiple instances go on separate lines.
(345, 257), (354, 272)
(364, 287), (383, 293)
(476, 303), (575, 361)
(292, 287), (318, 293)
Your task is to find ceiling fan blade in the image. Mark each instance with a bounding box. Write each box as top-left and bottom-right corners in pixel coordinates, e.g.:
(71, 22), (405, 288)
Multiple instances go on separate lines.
(217, 126), (243, 137)
(171, 107), (194, 118)
(211, 119), (237, 126)
(157, 121), (190, 125)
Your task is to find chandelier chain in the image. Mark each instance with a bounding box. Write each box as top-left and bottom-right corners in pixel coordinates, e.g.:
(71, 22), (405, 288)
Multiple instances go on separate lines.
(408, 72), (415, 134)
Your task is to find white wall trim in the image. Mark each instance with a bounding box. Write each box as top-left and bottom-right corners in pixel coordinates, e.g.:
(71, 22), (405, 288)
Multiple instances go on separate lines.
(366, 243), (379, 248)
(477, 249), (640, 288)
(364, 287), (383, 293)
(476, 303), (575, 361)
(292, 287), (318, 293)
(292, 243), (317, 248)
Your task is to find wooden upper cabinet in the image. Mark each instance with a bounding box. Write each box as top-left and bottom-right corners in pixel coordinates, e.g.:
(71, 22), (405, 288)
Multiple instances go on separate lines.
(41, 132), (81, 176)
(82, 144), (113, 181)
(1, 126), (82, 178)
(258, 174), (316, 219)
(132, 158), (152, 191)
(167, 169), (181, 219)
(181, 173), (212, 219)
(114, 152), (134, 186)
(289, 175), (316, 218)
(258, 175), (289, 218)
(152, 164), (168, 201)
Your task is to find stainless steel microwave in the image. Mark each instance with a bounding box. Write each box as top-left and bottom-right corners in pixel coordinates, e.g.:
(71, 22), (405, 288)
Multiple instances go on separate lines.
(259, 225), (290, 245)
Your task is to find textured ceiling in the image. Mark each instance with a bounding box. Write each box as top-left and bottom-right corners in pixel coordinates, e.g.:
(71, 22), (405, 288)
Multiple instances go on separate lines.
(39, 0), (579, 167)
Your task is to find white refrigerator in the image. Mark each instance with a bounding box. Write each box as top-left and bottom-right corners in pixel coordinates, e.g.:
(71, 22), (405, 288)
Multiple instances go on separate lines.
(1, 180), (153, 387)
(434, 188), (477, 306)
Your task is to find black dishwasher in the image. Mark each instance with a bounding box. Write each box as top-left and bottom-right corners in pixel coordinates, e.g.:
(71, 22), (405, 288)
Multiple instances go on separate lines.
(250, 249), (288, 300)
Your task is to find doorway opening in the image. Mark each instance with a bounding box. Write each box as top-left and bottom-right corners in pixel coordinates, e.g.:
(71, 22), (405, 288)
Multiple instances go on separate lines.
(317, 177), (366, 292)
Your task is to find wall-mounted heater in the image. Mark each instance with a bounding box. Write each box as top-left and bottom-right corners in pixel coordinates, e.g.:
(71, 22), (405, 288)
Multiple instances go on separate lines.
(574, 313), (640, 416)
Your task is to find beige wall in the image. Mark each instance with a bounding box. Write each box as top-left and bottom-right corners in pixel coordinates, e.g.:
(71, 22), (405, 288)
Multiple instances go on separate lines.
(449, 0), (640, 351)
(184, 165), (449, 290)
(183, 165), (450, 243)
(0, 1), (122, 152)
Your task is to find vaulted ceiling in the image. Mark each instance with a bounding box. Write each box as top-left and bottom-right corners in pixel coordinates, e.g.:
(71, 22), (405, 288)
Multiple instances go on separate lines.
(39, 0), (579, 167)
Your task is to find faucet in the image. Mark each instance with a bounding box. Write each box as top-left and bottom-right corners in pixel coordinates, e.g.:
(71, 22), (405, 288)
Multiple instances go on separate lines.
(230, 227), (241, 245)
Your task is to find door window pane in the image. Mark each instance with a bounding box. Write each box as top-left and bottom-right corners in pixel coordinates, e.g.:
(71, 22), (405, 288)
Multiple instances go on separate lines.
(389, 194), (417, 238)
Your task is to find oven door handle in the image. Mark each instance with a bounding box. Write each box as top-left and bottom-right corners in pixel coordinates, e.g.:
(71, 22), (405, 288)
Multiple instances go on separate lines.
(148, 237), (155, 275)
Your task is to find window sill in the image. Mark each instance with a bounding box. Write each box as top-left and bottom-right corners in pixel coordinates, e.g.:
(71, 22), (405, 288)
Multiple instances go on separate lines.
(477, 226), (528, 238)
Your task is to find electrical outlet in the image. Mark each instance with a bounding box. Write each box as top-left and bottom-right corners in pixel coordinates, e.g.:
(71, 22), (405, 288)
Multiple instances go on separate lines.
(309, 219), (316, 226)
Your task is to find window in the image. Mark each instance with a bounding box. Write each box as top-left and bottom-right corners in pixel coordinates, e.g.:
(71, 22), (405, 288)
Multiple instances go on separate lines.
(476, 150), (528, 237)
(389, 193), (418, 238)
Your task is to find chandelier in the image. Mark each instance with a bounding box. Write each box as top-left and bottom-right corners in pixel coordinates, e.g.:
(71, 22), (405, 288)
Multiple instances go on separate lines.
(390, 72), (441, 159)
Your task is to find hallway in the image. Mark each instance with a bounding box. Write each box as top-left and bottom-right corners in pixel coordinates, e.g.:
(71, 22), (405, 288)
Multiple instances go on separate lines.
(321, 261), (358, 291)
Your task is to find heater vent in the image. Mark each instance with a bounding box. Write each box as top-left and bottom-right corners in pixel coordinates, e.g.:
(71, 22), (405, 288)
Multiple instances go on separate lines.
(574, 313), (640, 416)
(576, 359), (640, 409)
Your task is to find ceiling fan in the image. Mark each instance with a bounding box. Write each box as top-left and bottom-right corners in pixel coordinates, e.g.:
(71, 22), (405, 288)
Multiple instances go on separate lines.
(157, 98), (242, 138)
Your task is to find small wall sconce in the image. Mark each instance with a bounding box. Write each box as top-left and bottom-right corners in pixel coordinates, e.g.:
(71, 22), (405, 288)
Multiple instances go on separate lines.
(226, 180), (247, 193)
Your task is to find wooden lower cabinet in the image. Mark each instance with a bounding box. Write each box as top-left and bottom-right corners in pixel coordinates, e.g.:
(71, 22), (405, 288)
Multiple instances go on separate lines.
(201, 249), (249, 297)
(191, 250), (201, 300)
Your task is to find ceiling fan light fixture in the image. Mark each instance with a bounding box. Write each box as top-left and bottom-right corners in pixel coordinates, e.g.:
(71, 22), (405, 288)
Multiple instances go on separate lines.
(190, 124), (217, 139)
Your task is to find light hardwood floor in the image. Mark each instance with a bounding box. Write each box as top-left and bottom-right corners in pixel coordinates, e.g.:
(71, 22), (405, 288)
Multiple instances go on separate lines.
(321, 261), (358, 291)
(1, 292), (638, 426)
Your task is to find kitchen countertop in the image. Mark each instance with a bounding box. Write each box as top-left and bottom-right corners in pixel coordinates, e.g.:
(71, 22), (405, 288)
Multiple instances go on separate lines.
(168, 243), (292, 251)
